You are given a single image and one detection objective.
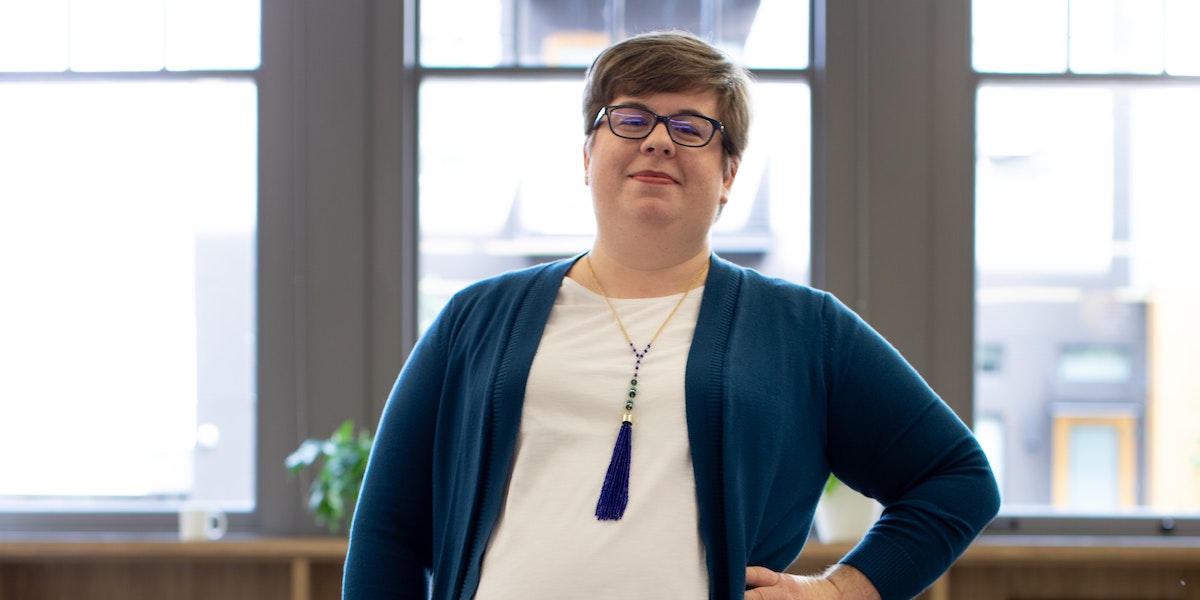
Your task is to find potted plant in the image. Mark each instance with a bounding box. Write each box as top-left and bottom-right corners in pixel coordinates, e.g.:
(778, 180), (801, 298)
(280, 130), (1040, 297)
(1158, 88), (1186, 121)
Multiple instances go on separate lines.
(285, 419), (374, 533)
(813, 474), (882, 544)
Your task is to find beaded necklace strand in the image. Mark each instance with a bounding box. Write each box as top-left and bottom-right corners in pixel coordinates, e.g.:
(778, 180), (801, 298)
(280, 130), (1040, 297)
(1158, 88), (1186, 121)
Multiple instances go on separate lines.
(586, 254), (709, 521)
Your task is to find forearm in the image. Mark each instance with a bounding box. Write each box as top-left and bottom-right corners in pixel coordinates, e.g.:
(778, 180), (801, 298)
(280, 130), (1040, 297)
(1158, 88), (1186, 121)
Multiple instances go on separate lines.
(824, 564), (881, 600)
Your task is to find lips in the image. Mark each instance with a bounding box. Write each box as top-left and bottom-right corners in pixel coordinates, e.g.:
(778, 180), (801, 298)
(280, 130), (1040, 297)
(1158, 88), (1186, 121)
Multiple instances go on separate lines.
(629, 170), (679, 185)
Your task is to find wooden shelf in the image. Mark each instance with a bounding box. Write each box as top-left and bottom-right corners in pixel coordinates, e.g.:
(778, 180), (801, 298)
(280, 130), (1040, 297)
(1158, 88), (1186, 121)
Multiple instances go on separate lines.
(0, 536), (347, 560)
(789, 537), (1200, 600)
(2, 536), (1197, 599)
(0, 537), (347, 600)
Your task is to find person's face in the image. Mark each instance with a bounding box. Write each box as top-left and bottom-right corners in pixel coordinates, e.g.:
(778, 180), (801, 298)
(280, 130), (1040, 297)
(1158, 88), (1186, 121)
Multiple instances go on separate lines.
(583, 90), (739, 245)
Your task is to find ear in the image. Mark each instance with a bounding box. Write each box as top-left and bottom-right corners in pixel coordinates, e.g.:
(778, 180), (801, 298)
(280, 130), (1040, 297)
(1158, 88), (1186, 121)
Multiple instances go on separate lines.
(583, 137), (593, 185)
(721, 156), (740, 203)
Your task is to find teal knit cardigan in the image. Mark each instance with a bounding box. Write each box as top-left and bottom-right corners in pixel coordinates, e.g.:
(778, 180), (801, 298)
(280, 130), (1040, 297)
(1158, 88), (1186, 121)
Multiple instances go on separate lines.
(344, 254), (999, 600)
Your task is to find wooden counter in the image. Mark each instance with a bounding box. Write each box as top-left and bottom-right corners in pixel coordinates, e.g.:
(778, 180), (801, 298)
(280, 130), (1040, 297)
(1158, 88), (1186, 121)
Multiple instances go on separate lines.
(0, 536), (347, 600)
(789, 537), (1200, 600)
(1, 535), (1197, 599)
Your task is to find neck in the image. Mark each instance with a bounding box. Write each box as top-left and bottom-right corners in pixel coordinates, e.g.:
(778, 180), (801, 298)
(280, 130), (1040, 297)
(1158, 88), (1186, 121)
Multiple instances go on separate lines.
(573, 246), (711, 299)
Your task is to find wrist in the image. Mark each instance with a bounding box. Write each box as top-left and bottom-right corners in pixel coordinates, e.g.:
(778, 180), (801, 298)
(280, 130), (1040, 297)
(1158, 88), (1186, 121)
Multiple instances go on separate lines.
(824, 563), (881, 600)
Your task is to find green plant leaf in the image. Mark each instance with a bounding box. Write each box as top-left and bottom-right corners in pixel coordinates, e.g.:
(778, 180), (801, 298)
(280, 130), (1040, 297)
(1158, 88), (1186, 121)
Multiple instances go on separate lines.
(284, 439), (323, 472)
(286, 419), (375, 533)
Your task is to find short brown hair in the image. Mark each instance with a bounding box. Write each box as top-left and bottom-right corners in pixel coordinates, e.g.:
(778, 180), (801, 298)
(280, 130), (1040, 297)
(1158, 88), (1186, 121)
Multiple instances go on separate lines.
(583, 31), (754, 160)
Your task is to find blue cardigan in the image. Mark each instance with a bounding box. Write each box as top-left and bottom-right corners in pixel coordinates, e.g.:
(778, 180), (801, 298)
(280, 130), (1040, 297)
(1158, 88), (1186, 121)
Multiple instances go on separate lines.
(344, 255), (999, 600)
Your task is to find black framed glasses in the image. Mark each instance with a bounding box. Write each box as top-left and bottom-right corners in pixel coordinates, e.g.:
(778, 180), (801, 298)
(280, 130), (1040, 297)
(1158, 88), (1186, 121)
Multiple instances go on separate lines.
(592, 105), (727, 150)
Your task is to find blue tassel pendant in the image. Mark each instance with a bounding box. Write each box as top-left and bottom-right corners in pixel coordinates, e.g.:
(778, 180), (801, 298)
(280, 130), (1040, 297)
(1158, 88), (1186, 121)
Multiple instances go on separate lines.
(595, 417), (632, 520)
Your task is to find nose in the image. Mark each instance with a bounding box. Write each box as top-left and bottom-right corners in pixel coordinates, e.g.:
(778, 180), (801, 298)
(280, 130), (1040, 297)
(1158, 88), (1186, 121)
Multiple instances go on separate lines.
(640, 118), (675, 156)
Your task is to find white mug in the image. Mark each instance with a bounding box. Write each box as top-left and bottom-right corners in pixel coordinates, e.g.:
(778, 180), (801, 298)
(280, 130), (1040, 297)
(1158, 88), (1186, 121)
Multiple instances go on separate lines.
(178, 507), (228, 542)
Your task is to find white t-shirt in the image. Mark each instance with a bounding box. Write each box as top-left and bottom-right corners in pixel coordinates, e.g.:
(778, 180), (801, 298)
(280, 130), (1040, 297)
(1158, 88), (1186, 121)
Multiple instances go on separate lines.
(473, 277), (709, 599)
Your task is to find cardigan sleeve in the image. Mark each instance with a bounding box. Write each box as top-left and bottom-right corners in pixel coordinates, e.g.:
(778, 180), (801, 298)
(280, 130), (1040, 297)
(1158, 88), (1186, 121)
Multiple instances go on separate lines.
(342, 309), (448, 599)
(820, 294), (1000, 600)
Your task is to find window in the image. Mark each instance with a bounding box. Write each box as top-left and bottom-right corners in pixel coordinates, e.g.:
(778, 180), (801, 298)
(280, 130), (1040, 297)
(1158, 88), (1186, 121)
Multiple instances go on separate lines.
(978, 344), (1004, 373)
(973, 0), (1200, 522)
(1056, 345), (1133, 384)
(416, 0), (812, 327)
(1051, 410), (1139, 509)
(0, 1), (259, 514)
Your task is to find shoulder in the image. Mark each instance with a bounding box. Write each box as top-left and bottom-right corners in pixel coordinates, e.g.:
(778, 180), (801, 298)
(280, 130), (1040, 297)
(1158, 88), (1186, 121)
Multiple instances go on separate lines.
(428, 256), (576, 340)
(707, 254), (841, 312)
(703, 256), (877, 354)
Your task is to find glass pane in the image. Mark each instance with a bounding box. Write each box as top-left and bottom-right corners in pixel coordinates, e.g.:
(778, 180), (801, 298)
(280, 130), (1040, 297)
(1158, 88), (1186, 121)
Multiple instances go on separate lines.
(519, 0), (610, 66)
(972, 0), (1069, 73)
(718, 81), (811, 284)
(738, 0), (810, 69)
(418, 77), (810, 331)
(1057, 345), (1132, 384)
(975, 416), (1006, 498)
(975, 85), (1113, 275)
(0, 0), (69, 71)
(1165, 0), (1200, 75)
(165, 0), (261, 71)
(1069, 0), (1164, 74)
(975, 83), (1200, 515)
(0, 80), (257, 511)
(422, 0), (809, 69)
(0, 0), (259, 73)
(978, 344), (1004, 373)
(421, 0), (508, 67)
(70, 0), (165, 71)
(624, 0), (704, 37)
(418, 78), (585, 327)
(1066, 424), (1120, 509)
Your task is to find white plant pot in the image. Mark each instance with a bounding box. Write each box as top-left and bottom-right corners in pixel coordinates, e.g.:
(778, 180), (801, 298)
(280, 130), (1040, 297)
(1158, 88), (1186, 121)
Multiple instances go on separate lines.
(814, 484), (883, 544)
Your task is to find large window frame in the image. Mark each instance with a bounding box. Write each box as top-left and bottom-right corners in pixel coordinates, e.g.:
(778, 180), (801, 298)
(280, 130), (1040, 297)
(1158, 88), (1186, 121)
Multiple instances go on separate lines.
(970, 9), (1200, 535)
(9, 0), (1195, 538)
(411, 21), (814, 329)
(0, 8), (259, 532)
(271, 0), (1200, 539)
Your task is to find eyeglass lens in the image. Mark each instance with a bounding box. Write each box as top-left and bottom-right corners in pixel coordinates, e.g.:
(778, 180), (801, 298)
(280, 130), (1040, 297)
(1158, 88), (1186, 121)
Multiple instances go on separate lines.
(606, 107), (715, 147)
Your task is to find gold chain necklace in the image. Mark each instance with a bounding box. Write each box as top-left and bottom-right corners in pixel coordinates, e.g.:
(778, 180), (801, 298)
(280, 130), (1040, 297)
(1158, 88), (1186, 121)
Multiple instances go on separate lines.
(585, 254), (709, 520)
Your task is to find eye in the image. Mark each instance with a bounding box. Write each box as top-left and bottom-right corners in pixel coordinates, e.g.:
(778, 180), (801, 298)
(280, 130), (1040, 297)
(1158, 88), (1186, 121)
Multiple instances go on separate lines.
(611, 109), (651, 128)
(668, 117), (707, 140)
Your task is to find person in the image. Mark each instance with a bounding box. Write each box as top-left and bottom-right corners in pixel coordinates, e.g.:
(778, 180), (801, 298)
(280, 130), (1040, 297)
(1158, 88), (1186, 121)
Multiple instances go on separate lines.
(343, 31), (1000, 600)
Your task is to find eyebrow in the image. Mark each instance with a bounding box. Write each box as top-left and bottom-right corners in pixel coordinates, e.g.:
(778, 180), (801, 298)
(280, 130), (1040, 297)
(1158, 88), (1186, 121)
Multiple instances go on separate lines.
(616, 102), (712, 119)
